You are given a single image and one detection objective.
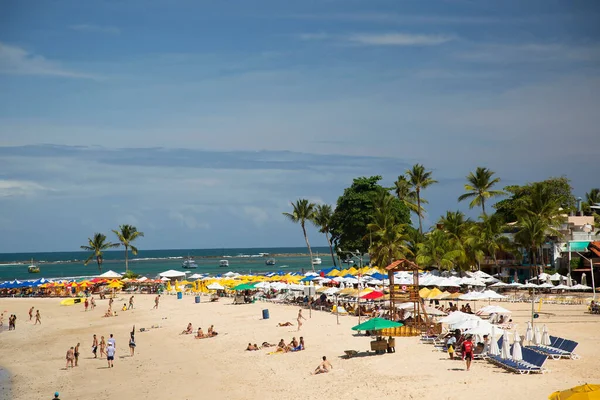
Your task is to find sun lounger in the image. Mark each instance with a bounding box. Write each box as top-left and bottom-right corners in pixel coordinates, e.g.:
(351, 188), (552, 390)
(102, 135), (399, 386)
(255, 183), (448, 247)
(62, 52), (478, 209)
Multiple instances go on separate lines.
(527, 335), (580, 360)
(488, 345), (549, 374)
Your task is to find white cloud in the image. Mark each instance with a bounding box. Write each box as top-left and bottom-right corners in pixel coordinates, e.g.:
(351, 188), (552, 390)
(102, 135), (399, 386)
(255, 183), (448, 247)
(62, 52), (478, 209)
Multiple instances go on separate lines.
(347, 33), (455, 46)
(168, 210), (210, 230)
(242, 206), (270, 227)
(0, 180), (50, 197)
(0, 42), (98, 79)
(69, 24), (121, 35)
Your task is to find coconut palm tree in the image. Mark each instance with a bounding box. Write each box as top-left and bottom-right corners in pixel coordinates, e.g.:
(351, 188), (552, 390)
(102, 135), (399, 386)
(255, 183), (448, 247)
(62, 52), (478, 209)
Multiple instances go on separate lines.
(438, 211), (471, 242)
(406, 164), (437, 234)
(416, 230), (461, 271)
(313, 204), (337, 267)
(81, 233), (119, 274)
(514, 215), (548, 279)
(584, 188), (600, 215)
(393, 175), (418, 214)
(283, 199), (317, 270)
(472, 213), (513, 270)
(458, 167), (505, 216)
(112, 225), (145, 272)
(438, 211), (478, 273)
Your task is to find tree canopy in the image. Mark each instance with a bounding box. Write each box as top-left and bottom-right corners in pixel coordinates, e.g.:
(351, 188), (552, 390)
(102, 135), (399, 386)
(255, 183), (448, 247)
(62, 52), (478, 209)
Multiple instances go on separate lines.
(329, 176), (411, 255)
(493, 177), (575, 222)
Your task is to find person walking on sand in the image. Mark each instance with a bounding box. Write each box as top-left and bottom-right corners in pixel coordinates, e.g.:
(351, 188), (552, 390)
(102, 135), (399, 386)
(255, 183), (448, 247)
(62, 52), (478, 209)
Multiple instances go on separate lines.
(297, 309), (306, 331)
(34, 310), (41, 325)
(461, 335), (474, 372)
(92, 334), (98, 358)
(29, 306), (34, 321)
(99, 336), (107, 358)
(65, 347), (75, 369)
(84, 298), (89, 312)
(106, 342), (115, 368)
(153, 295), (160, 309)
(107, 333), (116, 348)
(74, 343), (80, 367)
(128, 296), (134, 310)
(314, 356), (332, 374)
(90, 297), (96, 310)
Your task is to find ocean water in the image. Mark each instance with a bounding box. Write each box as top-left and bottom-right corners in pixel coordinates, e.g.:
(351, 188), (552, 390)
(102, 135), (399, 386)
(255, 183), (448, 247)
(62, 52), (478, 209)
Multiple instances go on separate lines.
(0, 247), (338, 281)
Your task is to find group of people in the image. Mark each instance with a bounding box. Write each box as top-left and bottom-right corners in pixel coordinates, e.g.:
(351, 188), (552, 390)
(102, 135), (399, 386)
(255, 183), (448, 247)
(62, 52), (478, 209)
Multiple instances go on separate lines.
(83, 297), (96, 311)
(181, 323), (218, 339)
(246, 336), (305, 353)
(74, 329), (136, 369)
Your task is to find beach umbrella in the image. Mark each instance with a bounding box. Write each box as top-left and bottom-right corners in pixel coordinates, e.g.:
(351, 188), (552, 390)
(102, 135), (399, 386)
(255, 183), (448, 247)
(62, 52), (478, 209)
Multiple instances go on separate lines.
(541, 324), (551, 346)
(512, 329), (522, 361)
(488, 326), (500, 356)
(361, 291), (384, 300)
(207, 282), (225, 290)
(548, 383), (600, 400)
(351, 318), (403, 331)
(534, 326), (542, 345)
(582, 273), (587, 286)
(525, 321), (533, 344)
(500, 330), (510, 359)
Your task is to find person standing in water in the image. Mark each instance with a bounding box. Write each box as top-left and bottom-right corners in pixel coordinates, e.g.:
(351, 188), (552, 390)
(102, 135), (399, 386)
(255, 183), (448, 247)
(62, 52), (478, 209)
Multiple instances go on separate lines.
(297, 309), (306, 331)
(34, 310), (41, 325)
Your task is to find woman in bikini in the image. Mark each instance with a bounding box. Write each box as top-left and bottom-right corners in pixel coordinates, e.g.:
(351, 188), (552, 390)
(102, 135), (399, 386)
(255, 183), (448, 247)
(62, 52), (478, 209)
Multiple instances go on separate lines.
(297, 309), (306, 331)
(65, 347), (75, 369)
(99, 336), (107, 358)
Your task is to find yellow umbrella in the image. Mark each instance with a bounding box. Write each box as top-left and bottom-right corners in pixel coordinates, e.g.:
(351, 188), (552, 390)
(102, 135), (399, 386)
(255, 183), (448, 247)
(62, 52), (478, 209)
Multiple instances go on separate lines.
(419, 287), (431, 298)
(427, 288), (443, 299)
(347, 267), (358, 275)
(166, 281), (172, 291)
(435, 291), (451, 300)
(107, 281), (123, 289)
(549, 384), (600, 400)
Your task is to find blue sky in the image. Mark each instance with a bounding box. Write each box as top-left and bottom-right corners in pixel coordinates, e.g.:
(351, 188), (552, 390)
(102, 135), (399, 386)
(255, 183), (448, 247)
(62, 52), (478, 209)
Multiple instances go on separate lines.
(1, 0), (599, 252)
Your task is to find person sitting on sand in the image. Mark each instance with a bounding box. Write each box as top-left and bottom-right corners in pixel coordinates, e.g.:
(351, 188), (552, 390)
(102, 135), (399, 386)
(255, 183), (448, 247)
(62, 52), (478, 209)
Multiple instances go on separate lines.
(277, 322), (293, 327)
(195, 328), (206, 339)
(122, 303), (127, 312)
(289, 337), (299, 349)
(103, 309), (112, 318)
(181, 323), (193, 335)
(246, 343), (259, 351)
(207, 325), (218, 336)
(314, 356), (332, 374)
(274, 339), (289, 353)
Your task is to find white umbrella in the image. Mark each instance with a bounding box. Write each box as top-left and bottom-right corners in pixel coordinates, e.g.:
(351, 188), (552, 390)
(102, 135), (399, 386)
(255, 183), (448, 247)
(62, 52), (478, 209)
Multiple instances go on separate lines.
(554, 284), (571, 290)
(438, 311), (481, 325)
(500, 330), (510, 359)
(488, 325), (500, 356)
(541, 324), (551, 346)
(512, 329), (523, 361)
(207, 282), (225, 290)
(490, 281), (509, 288)
(533, 326), (542, 345)
(525, 321), (533, 344)
(582, 273), (587, 286)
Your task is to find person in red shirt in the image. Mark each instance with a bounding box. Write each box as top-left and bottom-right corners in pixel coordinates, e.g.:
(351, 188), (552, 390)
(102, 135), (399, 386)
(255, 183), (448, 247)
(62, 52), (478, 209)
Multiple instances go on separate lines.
(461, 335), (474, 371)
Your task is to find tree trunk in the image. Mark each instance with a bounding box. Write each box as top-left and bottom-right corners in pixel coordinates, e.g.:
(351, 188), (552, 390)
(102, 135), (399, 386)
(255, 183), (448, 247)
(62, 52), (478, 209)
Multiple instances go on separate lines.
(302, 223), (314, 271)
(325, 232), (336, 267)
(96, 256), (103, 274)
(482, 199), (486, 216)
(417, 189), (423, 234)
(125, 246), (129, 272)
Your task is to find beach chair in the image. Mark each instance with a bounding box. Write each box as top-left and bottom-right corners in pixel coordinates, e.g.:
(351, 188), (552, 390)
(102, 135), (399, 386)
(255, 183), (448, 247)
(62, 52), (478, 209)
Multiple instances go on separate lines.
(527, 336), (580, 360)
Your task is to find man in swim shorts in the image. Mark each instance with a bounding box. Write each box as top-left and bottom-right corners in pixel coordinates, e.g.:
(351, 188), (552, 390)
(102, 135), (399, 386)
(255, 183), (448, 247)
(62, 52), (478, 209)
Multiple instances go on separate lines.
(461, 335), (474, 371)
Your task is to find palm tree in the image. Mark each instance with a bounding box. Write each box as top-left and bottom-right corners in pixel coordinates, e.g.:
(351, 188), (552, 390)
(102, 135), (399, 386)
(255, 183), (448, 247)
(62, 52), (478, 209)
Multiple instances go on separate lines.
(367, 193), (412, 267)
(472, 214), (512, 271)
(584, 188), (600, 215)
(406, 164), (437, 234)
(416, 230), (461, 271)
(438, 211), (471, 242)
(81, 233), (119, 274)
(393, 175), (418, 214)
(458, 167), (505, 216)
(112, 225), (145, 272)
(438, 211), (477, 273)
(283, 199), (317, 270)
(514, 215), (548, 279)
(313, 204), (337, 267)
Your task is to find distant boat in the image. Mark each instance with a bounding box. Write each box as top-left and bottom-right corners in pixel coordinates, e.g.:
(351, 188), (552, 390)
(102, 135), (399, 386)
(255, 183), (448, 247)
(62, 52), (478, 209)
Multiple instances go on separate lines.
(219, 259), (229, 268)
(28, 258), (40, 273)
(312, 253), (322, 265)
(342, 258), (355, 265)
(265, 258), (276, 266)
(181, 256), (198, 269)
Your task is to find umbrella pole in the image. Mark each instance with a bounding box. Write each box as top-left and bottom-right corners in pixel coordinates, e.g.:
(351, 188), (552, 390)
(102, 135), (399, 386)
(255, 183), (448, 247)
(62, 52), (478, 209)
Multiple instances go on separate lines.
(335, 294), (339, 325)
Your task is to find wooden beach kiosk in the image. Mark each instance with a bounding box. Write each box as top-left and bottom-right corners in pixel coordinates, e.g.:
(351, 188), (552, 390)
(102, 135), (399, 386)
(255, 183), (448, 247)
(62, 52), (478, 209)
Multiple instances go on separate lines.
(384, 259), (431, 336)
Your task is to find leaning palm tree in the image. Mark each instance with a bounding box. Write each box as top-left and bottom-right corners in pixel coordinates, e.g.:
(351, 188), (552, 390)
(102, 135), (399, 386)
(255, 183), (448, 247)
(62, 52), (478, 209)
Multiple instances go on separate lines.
(112, 225), (145, 272)
(458, 167), (505, 216)
(313, 204), (337, 267)
(283, 199), (317, 270)
(81, 233), (119, 274)
(406, 164), (437, 234)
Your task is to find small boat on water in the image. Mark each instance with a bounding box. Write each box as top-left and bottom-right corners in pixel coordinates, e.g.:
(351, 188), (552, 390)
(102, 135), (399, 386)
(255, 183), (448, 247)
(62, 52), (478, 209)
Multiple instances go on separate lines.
(342, 258), (355, 265)
(312, 253), (322, 265)
(219, 259), (229, 268)
(265, 258), (276, 266)
(28, 259), (40, 273)
(181, 256), (198, 269)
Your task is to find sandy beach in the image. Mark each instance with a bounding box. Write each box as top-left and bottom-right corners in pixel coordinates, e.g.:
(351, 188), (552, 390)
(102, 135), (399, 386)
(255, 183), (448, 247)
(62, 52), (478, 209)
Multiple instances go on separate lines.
(1, 294), (598, 400)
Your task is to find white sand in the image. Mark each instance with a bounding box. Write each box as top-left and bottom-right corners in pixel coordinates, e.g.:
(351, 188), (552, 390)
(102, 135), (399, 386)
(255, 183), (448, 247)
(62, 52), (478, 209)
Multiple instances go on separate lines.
(1, 294), (598, 400)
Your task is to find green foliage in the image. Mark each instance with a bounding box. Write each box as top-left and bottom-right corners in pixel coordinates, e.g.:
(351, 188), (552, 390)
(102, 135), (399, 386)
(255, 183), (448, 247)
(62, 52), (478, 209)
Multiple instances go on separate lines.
(312, 204), (337, 267)
(283, 199), (317, 269)
(113, 224), (145, 272)
(330, 176), (410, 255)
(80, 233), (119, 274)
(493, 177), (575, 222)
(122, 270), (140, 279)
(405, 164), (438, 233)
(416, 230), (461, 270)
(457, 167), (505, 215)
(583, 188), (600, 215)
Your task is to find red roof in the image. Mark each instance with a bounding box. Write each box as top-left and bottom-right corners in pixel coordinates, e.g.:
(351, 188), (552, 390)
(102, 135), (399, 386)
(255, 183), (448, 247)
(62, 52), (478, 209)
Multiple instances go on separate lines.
(385, 259), (420, 271)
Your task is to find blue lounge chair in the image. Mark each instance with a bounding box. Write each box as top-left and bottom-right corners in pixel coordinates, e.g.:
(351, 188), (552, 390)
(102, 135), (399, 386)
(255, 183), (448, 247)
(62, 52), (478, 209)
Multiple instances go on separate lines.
(527, 335), (580, 360)
(487, 345), (549, 374)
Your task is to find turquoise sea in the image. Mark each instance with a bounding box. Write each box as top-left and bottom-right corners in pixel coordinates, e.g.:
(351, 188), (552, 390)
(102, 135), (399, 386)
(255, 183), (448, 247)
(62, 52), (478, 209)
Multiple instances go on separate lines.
(0, 247), (337, 281)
